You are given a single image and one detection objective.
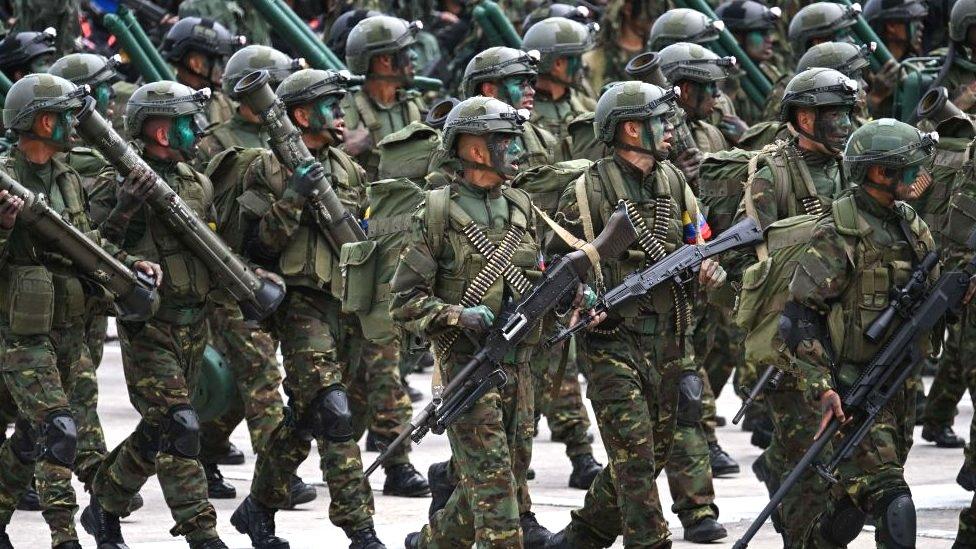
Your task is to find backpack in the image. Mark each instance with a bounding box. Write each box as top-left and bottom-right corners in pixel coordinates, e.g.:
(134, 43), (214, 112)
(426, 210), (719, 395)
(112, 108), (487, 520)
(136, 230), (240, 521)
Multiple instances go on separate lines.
(204, 146), (268, 250)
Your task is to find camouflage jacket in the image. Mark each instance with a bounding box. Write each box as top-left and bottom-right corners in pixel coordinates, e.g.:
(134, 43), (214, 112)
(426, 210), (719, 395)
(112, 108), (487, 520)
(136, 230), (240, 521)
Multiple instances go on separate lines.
(197, 113), (268, 162)
(531, 88), (596, 144)
(342, 87), (427, 181)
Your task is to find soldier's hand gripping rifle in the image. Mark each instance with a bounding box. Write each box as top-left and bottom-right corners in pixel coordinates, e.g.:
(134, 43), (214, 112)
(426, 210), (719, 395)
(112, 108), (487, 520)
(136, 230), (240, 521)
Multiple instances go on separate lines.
(0, 170), (159, 321)
(365, 203), (639, 477)
(73, 96), (286, 322)
(234, 70), (367, 254)
(733, 250), (967, 549)
(546, 217), (764, 348)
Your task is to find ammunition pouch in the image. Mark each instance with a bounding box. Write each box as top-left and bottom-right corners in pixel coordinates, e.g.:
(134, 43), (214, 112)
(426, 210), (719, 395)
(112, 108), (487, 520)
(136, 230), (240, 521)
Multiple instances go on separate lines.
(339, 240), (378, 314)
(5, 265), (54, 336)
(52, 273), (86, 326)
(159, 251), (211, 303)
(278, 225), (338, 291)
(945, 193), (976, 249)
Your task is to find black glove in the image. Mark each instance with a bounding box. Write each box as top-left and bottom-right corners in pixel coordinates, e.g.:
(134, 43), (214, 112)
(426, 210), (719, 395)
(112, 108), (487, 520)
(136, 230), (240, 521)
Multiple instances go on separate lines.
(115, 166), (155, 216)
(288, 161), (326, 197)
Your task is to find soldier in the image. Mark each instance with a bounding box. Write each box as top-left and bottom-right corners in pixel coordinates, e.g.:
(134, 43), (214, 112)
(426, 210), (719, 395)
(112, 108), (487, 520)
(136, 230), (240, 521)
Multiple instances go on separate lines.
(459, 45), (604, 491)
(658, 40), (742, 484)
(864, 0), (928, 61)
(178, 0), (273, 46)
(395, 96), (551, 549)
(647, 8), (723, 52)
(0, 29), (57, 82)
(788, 3), (861, 61)
(582, 0), (655, 93)
(196, 44), (319, 506)
(227, 68), (384, 549)
(784, 118), (938, 548)
(734, 68), (860, 546)
(160, 17), (244, 128)
(547, 81), (728, 547)
(522, 17), (598, 143)
(342, 15), (428, 181)
(10, 0), (79, 55)
(935, 0), (976, 114)
(715, 0), (787, 126)
(0, 74), (158, 549)
(82, 81), (229, 549)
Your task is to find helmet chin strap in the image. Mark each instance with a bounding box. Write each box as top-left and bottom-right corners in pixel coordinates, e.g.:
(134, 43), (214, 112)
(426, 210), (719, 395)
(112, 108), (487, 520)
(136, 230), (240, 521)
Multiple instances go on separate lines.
(787, 121), (842, 156)
(614, 119), (669, 162)
(459, 158), (510, 181)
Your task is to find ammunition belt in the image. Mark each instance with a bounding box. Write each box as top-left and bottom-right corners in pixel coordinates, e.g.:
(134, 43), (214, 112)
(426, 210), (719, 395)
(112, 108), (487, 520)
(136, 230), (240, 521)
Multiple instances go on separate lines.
(800, 195), (825, 217)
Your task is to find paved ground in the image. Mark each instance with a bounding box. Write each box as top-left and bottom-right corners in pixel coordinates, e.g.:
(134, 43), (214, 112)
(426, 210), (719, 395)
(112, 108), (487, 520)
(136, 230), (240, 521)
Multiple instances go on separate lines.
(5, 334), (972, 548)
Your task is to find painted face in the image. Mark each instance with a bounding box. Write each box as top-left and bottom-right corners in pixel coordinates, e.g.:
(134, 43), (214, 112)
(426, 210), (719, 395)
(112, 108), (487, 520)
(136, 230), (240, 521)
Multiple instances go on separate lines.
(500, 75), (536, 111)
(683, 81), (719, 120)
(29, 54), (53, 74)
(94, 83), (115, 116)
(486, 133), (525, 178)
(744, 30), (774, 62)
(167, 114), (204, 157)
(50, 109), (76, 148)
(565, 56), (584, 85)
(642, 113), (673, 161)
(309, 95), (345, 142)
(814, 106), (854, 152)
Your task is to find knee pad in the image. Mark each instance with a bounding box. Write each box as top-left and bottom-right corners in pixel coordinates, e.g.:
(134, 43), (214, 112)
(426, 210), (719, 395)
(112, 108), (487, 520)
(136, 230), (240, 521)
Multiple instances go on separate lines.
(676, 371), (704, 427)
(818, 496), (868, 546)
(159, 405), (201, 459)
(309, 386), (353, 443)
(9, 417), (39, 464)
(877, 492), (916, 549)
(40, 410), (77, 467)
(133, 419), (161, 462)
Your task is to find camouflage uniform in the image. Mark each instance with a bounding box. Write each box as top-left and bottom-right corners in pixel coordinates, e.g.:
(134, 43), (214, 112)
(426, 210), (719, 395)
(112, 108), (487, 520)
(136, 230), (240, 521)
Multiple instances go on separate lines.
(89, 155), (220, 543)
(11, 0), (79, 56)
(341, 88), (427, 181)
(178, 0), (273, 46)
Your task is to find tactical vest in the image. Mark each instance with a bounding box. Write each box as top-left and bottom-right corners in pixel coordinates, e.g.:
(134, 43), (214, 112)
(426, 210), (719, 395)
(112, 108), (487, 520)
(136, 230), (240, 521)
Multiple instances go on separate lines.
(207, 91), (236, 127)
(521, 121), (557, 169)
(826, 194), (933, 373)
(531, 89), (594, 143)
(205, 146), (272, 251)
(376, 121), (443, 181)
(62, 147), (112, 193)
(345, 88), (426, 178)
(689, 120), (727, 154)
(209, 117), (267, 152)
(912, 137), (974, 250)
(566, 111), (608, 163)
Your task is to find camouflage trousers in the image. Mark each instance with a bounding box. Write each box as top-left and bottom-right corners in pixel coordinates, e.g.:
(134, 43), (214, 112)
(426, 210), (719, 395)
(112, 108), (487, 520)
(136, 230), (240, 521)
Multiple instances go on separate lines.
(801, 375), (919, 548)
(0, 321), (83, 547)
(249, 290), (374, 532)
(72, 313), (109, 487)
(417, 355), (533, 549)
(564, 327), (686, 548)
(93, 316), (218, 542)
(693, 301), (751, 430)
(530, 340), (594, 458)
(760, 373), (831, 546)
(339, 319), (414, 468)
(200, 299), (284, 461)
(921, 310), (976, 431)
(957, 493), (976, 547)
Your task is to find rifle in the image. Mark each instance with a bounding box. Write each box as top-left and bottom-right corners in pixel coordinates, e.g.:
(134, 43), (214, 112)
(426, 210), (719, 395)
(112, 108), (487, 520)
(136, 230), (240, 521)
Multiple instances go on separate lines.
(365, 202), (639, 477)
(234, 70), (367, 254)
(546, 217), (764, 348)
(0, 169), (159, 321)
(73, 96), (286, 322)
(734, 249), (969, 548)
(731, 365), (784, 425)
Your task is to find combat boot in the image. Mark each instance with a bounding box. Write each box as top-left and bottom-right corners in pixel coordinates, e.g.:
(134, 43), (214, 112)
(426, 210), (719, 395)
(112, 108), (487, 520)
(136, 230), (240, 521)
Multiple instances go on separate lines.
(0, 525), (11, 549)
(427, 461), (455, 518)
(749, 416), (773, 449)
(683, 517), (727, 543)
(708, 441), (740, 477)
(281, 474), (317, 509)
(188, 539), (228, 549)
(922, 424), (966, 448)
(216, 442), (245, 465)
(404, 532), (421, 549)
(53, 542), (83, 549)
(204, 463), (236, 499)
(347, 527), (386, 549)
(81, 495), (128, 549)
(125, 493), (144, 514)
(568, 453), (602, 489)
(383, 463), (431, 497)
(231, 496), (289, 549)
(521, 512), (554, 549)
(958, 462), (976, 491)
(16, 482), (40, 511)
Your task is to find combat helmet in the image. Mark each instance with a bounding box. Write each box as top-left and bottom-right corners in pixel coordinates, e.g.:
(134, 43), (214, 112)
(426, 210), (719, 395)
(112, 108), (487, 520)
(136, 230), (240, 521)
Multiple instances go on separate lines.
(441, 96), (526, 156)
(843, 118), (937, 183)
(327, 9), (382, 60)
(521, 17), (598, 70)
(863, 0), (928, 24)
(714, 1), (782, 33)
(461, 47), (540, 98)
(3, 73), (87, 132)
(0, 29), (56, 76)
(345, 15), (422, 75)
(796, 41), (873, 78)
(124, 81), (211, 139)
(160, 17), (244, 62)
(276, 69), (355, 108)
(648, 8), (723, 50)
(223, 46), (302, 99)
(49, 53), (121, 89)
(950, 0), (976, 43)
(788, 2), (860, 52)
(658, 42), (737, 84)
(779, 67), (858, 122)
(523, 3), (592, 34)
(593, 81), (678, 144)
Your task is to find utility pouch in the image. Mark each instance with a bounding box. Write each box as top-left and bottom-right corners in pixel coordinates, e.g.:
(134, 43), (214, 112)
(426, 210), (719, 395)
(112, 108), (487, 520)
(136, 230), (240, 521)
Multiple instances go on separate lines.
(52, 274), (85, 326)
(339, 240), (378, 314)
(945, 193), (976, 248)
(7, 265), (54, 336)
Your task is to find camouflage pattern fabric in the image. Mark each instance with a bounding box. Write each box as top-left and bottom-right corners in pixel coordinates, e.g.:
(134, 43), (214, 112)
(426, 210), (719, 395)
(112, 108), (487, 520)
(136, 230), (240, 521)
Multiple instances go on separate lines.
(248, 290), (375, 532)
(531, 344), (593, 459)
(178, 0), (273, 46)
(11, 0), (80, 55)
(921, 320), (970, 433)
(957, 494), (976, 547)
(341, 88), (427, 181)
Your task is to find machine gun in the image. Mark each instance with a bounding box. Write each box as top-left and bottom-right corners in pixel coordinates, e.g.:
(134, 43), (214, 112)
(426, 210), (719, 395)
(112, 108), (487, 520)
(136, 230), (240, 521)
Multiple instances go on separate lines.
(0, 169), (158, 321)
(546, 217), (764, 348)
(734, 249), (970, 548)
(365, 203), (639, 477)
(73, 96), (285, 321)
(234, 70), (368, 253)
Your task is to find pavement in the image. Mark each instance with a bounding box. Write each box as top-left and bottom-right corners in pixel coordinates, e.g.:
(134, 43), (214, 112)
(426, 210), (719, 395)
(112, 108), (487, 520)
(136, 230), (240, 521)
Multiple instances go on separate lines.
(4, 334), (972, 548)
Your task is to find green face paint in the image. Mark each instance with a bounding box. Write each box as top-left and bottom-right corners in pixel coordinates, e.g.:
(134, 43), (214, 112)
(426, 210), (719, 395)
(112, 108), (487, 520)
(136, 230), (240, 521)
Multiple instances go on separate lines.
(94, 84), (114, 116)
(487, 134), (526, 177)
(501, 76), (534, 108)
(310, 96), (343, 136)
(746, 30), (766, 49)
(50, 110), (75, 145)
(167, 115), (201, 156)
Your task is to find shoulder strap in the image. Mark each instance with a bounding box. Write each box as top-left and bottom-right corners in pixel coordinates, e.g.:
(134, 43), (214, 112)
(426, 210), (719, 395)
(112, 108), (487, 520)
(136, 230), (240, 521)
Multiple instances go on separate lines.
(502, 187), (531, 230)
(353, 92), (382, 134)
(573, 171), (604, 289)
(831, 195), (869, 237)
(743, 148), (773, 260)
(425, 186), (452, 255)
